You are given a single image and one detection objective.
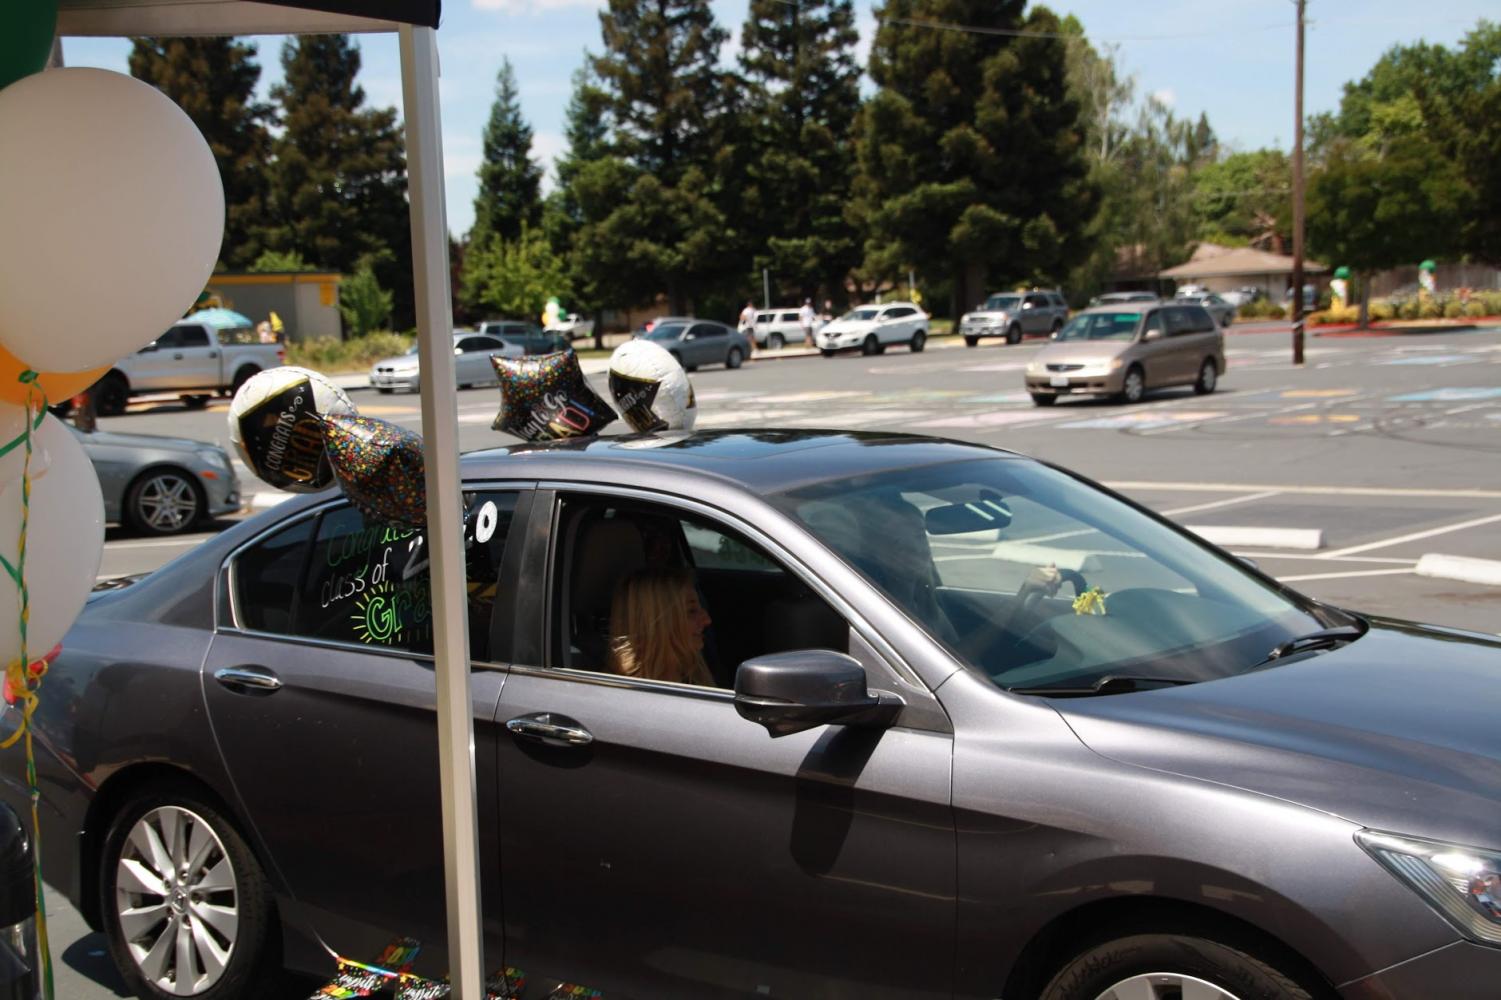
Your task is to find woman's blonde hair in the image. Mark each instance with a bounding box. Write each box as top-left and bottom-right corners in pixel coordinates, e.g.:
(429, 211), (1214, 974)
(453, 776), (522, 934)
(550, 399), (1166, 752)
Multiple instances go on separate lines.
(608, 567), (709, 685)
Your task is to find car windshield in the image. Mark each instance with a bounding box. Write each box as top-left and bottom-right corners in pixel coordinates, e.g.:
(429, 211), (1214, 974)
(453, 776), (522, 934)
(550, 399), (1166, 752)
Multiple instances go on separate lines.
(843, 308), (880, 321)
(773, 459), (1335, 694)
(982, 294), (1021, 311)
(1056, 312), (1140, 342)
(647, 323), (688, 340)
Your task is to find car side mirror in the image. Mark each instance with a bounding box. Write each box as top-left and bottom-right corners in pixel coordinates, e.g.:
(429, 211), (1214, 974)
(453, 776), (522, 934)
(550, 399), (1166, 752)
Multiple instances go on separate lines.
(454, 347), (464, 355)
(1143, 328), (1163, 342)
(1022, 301), (1034, 309)
(734, 650), (903, 738)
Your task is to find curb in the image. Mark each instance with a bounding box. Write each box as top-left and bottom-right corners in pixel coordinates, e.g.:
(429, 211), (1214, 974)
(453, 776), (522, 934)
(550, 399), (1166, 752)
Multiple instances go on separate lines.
(1313, 322), (1486, 338)
(1186, 525), (1325, 550)
(1414, 554), (1501, 587)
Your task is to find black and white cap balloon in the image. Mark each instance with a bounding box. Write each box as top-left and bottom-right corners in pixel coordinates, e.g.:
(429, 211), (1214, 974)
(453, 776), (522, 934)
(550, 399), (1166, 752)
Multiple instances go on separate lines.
(228, 367), (356, 492)
(607, 339), (697, 433)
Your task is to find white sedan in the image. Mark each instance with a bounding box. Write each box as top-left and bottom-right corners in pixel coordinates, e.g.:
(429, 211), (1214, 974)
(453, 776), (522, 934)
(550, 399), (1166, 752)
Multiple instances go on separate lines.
(368, 331), (524, 393)
(816, 302), (929, 357)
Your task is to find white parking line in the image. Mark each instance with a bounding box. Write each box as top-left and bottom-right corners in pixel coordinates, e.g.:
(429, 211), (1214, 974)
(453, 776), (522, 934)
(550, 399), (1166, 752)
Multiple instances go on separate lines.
(1160, 490), (1283, 517)
(1106, 481), (1501, 500)
(1317, 511), (1501, 559)
(1277, 567), (1415, 583)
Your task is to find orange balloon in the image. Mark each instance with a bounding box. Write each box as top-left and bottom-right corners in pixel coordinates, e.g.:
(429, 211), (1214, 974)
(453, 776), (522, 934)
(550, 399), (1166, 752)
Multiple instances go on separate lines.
(0, 344), (109, 408)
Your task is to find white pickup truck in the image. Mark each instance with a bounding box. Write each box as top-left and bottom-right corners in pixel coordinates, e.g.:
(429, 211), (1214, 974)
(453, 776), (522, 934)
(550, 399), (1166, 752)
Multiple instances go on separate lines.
(91, 321), (285, 416)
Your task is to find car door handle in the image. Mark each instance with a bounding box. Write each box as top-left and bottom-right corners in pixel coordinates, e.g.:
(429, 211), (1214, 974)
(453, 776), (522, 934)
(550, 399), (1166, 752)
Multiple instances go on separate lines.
(208, 350), (218, 358)
(214, 666), (283, 694)
(172, 352), (185, 360)
(505, 712), (593, 747)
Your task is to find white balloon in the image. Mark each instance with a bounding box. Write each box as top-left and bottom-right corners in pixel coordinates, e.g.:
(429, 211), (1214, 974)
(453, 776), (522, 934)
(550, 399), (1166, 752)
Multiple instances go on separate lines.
(0, 415), (104, 664)
(607, 339), (697, 433)
(0, 68), (225, 373)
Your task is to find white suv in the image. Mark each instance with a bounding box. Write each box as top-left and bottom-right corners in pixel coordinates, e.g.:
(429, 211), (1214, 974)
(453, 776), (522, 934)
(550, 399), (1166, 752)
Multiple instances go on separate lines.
(816, 302), (930, 357)
(748, 309), (807, 349)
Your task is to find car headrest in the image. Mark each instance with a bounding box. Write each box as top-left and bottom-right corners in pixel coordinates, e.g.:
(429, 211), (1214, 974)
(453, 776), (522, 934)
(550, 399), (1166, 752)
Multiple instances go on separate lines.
(570, 515), (648, 621)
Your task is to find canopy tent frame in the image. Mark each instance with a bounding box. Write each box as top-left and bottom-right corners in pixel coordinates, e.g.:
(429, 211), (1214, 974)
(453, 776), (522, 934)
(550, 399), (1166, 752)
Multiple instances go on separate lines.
(55, 3), (486, 997)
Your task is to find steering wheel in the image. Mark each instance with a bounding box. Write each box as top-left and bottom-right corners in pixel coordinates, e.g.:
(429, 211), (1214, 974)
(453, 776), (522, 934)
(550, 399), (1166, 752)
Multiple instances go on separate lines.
(1018, 567), (1090, 616)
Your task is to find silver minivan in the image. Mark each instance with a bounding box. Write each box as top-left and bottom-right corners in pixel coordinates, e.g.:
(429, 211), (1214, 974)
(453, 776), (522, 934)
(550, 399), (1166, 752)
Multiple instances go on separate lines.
(1024, 301), (1225, 406)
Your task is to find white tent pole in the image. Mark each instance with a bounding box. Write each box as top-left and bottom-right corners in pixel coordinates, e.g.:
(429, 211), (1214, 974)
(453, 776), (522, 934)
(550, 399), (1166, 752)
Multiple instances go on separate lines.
(399, 25), (485, 1000)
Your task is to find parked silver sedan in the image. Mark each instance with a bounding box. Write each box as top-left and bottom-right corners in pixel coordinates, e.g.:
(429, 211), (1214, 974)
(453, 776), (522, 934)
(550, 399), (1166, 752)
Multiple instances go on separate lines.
(72, 425), (241, 535)
(369, 331), (525, 393)
(1174, 291), (1237, 327)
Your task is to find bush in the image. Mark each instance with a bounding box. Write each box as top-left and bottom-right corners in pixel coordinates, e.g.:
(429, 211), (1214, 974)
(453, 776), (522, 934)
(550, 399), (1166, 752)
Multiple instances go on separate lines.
(1397, 298), (1422, 320)
(1368, 300), (1396, 321)
(1443, 300), (1464, 318)
(288, 331), (412, 373)
(1418, 298), (1443, 320)
(1465, 300), (1487, 319)
(1475, 291), (1501, 316)
(1309, 306), (1358, 325)
(1266, 304), (1285, 320)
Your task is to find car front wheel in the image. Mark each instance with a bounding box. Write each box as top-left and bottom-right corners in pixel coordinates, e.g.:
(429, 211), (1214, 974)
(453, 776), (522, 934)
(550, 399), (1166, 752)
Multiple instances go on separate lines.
(125, 469), (205, 536)
(1118, 365), (1145, 405)
(1040, 932), (1315, 1000)
(1006, 323), (1023, 345)
(101, 785), (283, 999)
(726, 346), (744, 369)
(767, 333), (784, 350)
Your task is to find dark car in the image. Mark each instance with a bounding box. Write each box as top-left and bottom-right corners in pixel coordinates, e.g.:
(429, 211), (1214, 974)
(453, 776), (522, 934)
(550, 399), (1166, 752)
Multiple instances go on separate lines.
(4, 431), (1501, 1000)
(478, 320), (569, 356)
(641, 319), (750, 370)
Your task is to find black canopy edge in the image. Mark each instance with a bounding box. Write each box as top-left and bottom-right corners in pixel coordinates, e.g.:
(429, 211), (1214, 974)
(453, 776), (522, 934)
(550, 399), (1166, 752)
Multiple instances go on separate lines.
(264, 0), (439, 28)
(59, 0), (440, 36)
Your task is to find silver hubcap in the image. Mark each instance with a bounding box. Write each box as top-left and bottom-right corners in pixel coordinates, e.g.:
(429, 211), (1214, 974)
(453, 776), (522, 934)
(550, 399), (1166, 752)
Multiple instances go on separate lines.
(137, 475), (198, 532)
(1126, 372), (1143, 400)
(1202, 363), (1216, 390)
(116, 806), (238, 995)
(1095, 973), (1241, 1000)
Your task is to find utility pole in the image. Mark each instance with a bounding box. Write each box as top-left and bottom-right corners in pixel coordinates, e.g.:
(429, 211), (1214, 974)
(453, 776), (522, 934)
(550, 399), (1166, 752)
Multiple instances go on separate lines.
(762, 267), (771, 309)
(1291, 0), (1307, 365)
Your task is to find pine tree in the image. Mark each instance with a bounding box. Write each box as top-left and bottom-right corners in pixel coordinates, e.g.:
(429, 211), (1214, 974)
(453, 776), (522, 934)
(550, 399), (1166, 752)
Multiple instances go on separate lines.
(856, 1), (1096, 314)
(544, 59), (616, 347)
(588, 0), (735, 313)
(738, 0), (862, 305)
(470, 59), (543, 245)
(259, 35), (414, 329)
(129, 37), (273, 269)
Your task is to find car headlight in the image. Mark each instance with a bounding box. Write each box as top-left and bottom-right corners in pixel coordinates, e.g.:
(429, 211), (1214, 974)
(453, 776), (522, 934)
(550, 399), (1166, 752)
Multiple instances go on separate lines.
(196, 448), (230, 470)
(1358, 830), (1501, 945)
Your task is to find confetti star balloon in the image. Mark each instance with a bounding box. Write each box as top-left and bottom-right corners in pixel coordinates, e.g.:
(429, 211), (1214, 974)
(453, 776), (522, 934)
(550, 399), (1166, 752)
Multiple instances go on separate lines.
(491, 349), (616, 441)
(323, 413), (428, 528)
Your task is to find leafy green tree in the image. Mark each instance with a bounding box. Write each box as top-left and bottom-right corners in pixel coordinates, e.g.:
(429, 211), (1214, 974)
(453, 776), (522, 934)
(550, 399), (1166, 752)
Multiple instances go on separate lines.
(339, 258), (394, 336)
(248, 249), (315, 272)
(856, 1), (1096, 315)
(1307, 142), (1469, 326)
(259, 35), (414, 327)
(462, 226), (572, 321)
(129, 37), (273, 269)
(544, 60), (616, 347)
(588, 0), (733, 313)
(1193, 149), (1291, 252)
(737, 0), (862, 304)
(470, 58), (543, 245)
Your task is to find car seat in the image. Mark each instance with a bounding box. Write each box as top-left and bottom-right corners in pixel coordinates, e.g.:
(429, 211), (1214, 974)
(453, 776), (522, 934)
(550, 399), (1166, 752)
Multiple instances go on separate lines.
(564, 513), (648, 669)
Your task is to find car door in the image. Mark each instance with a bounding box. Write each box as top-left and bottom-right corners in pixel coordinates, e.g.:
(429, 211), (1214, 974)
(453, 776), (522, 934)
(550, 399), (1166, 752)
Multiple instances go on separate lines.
(455, 335), (498, 386)
(202, 488), (533, 976)
(1179, 304), (1223, 381)
(132, 325), (218, 390)
(686, 322), (726, 367)
(494, 489), (956, 999)
(1161, 306), (1203, 383)
(1134, 308), (1179, 387)
(1021, 294), (1049, 335)
(879, 306), (912, 344)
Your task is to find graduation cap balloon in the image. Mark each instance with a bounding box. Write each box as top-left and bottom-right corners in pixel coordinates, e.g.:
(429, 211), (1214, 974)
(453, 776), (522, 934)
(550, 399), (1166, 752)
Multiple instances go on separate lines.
(322, 412), (427, 528)
(491, 349), (616, 441)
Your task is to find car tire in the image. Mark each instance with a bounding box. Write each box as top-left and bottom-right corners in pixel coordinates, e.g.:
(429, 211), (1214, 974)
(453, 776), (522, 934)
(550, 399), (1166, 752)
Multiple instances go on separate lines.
(230, 365), (260, 397)
(1030, 393), (1056, 407)
(964, 336), (979, 348)
(861, 334), (880, 356)
(820, 349), (836, 358)
(1006, 323), (1023, 345)
(100, 783), (286, 1000)
(726, 347), (744, 369)
(768, 333), (785, 350)
(1195, 358), (1218, 395)
(910, 330), (927, 353)
(1118, 365), (1146, 405)
(125, 468), (205, 536)
(179, 395), (211, 410)
(377, 387), (394, 395)
(1039, 932), (1315, 1000)
(96, 373), (130, 417)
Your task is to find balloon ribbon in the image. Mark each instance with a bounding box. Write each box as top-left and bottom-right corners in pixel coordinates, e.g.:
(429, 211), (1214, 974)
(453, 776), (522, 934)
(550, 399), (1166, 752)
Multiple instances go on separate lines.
(0, 371), (55, 1000)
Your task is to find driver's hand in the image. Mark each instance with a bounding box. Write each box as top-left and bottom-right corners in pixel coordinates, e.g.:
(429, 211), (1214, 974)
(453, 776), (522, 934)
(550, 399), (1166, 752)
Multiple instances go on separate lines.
(1021, 563), (1062, 597)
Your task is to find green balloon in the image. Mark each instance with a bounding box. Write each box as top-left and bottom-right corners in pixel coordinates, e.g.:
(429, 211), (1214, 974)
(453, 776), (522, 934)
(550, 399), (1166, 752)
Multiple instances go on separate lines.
(0, 0), (58, 92)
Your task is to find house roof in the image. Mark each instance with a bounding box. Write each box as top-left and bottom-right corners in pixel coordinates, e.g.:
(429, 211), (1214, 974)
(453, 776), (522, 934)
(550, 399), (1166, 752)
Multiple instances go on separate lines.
(58, 0), (440, 36)
(1160, 246), (1326, 279)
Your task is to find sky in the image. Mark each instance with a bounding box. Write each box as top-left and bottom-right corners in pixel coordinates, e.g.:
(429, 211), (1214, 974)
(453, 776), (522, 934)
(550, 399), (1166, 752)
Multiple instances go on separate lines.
(60, 0), (1497, 240)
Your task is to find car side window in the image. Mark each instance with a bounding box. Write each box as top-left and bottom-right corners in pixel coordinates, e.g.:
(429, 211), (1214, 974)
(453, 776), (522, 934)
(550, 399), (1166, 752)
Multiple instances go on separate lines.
(780, 312), (799, 323)
(886, 307), (913, 319)
(689, 323), (722, 339)
(1189, 305), (1217, 332)
(456, 337), (490, 352)
(1163, 308), (1193, 337)
(233, 492), (520, 661)
(154, 328), (184, 349)
(547, 496), (849, 689)
(1141, 309), (1163, 337)
(177, 325), (212, 348)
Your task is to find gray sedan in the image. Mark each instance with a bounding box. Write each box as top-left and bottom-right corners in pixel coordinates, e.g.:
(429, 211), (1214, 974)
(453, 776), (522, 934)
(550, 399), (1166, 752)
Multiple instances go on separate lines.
(642, 319), (750, 370)
(5, 431), (1500, 999)
(73, 425), (240, 535)
(1175, 291), (1237, 327)
(369, 332), (525, 393)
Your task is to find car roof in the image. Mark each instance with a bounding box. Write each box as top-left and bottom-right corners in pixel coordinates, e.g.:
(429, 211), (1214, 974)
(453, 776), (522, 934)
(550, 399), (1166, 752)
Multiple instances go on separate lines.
(1078, 302), (1156, 315)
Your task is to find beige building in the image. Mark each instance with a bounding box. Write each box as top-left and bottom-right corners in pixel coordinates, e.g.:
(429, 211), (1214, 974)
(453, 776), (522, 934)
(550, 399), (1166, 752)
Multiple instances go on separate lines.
(1159, 243), (1326, 299)
(200, 271), (344, 342)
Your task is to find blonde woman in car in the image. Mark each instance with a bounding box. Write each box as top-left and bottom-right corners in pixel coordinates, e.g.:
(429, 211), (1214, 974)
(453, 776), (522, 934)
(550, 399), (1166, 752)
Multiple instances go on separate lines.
(608, 567), (715, 686)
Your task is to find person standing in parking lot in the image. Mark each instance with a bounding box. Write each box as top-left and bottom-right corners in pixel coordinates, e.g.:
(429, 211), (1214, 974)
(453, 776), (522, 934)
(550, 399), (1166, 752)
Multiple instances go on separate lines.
(799, 298), (816, 346)
(739, 300), (757, 354)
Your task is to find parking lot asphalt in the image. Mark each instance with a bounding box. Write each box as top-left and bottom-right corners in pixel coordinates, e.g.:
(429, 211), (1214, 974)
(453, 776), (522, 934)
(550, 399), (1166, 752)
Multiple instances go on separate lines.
(44, 323), (1501, 998)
